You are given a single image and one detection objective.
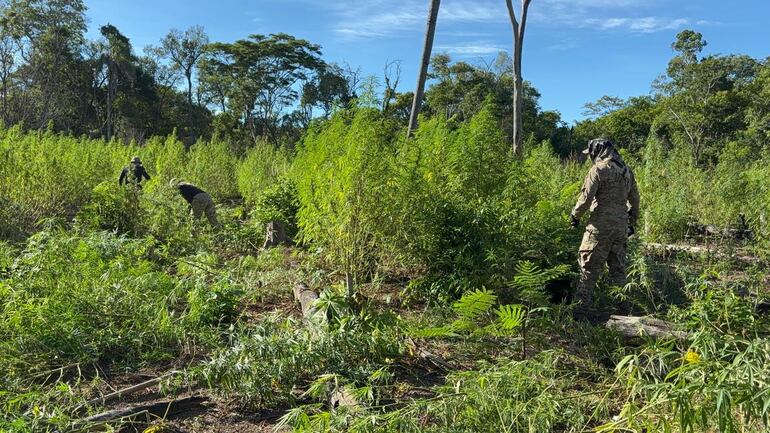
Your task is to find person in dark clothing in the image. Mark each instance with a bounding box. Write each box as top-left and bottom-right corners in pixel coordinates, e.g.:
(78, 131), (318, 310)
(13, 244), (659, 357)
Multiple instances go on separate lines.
(169, 178), (219, 227)
(118, 156), (151, 187)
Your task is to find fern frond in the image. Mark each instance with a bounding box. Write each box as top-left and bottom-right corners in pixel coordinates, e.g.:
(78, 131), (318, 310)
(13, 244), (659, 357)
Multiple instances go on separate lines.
(496, 304), (526, 331)
(510, 261), (570, 291)
(452, 288), (497, 321)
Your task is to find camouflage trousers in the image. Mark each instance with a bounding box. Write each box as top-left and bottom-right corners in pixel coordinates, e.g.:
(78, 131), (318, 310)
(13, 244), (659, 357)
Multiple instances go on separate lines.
(575, 225), (627, 308)
(191, 192), (219, 227)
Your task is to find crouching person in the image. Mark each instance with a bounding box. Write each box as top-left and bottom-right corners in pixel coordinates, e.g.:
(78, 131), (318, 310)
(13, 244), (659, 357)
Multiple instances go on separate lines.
(169, 178), (220, 228)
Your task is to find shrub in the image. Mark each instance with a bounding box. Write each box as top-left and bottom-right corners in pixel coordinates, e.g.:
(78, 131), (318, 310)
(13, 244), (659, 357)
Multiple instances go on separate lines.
(0, 229), (234, 377)
(237, 141), (292, 206)
(293, 109), (397, 289)
(251, 176), (300, 238)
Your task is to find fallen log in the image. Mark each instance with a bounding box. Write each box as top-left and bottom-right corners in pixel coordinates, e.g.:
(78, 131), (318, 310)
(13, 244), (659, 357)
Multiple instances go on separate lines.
(73, 395), (207, 429)
(606, 315), (690, 340)
(79, 371), (179, 410)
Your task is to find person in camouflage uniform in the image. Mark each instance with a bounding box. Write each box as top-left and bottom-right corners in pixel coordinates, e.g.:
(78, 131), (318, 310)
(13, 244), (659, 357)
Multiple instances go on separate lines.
(569, 138), (640, 320)
(118, 156), (151, 187)
(169, 179), (219, 227)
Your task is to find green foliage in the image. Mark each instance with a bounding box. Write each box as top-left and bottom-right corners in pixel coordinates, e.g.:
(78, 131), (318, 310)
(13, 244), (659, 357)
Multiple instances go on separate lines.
(185, 139), (239, 200)
(293, 109), (396, 287)
(604, 286), (770, 433)
(251, 176), (300, 238)
(0, 229), (236, 377)
(414, 288), (524, 339)
(199, 314), (402, 410)
(237, 141), (292, 206)
(290, 351), (611, 433)
(0, 127), (134, 236)
(0, 127), (252, 239)
(75, 181), (143, 235)
(200, 33), (324, 143)
(453, 288), (498, 321)
(509, 260), (571, 305)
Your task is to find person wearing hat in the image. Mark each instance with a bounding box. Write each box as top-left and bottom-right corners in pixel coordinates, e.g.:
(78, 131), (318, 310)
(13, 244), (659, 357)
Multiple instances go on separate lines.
(569, 138), (640, 322)
(169, 179), (219, 227)
(118, 156), (151, 188)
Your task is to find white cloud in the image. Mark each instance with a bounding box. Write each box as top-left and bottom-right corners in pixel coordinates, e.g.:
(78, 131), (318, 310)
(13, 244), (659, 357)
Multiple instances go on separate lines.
(583, 17), (689, 33)
(531, 0), (692, 34)
(436, 43), (507, 56)
(439, 3), (505, 23)
(331, 0), (506, 40)
(314, 0), (697, 40)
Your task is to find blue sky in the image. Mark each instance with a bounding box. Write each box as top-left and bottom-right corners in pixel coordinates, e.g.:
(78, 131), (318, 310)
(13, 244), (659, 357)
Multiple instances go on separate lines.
(85, 0), (770, 123)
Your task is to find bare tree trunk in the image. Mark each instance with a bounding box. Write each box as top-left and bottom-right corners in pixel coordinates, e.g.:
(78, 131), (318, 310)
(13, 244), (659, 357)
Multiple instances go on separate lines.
(506, 0), (532, 156)
(186, 70), (195, 143)
(407, 0), (440, 138)
(1, 76), (7, 126)
(106, 64), (113, 141)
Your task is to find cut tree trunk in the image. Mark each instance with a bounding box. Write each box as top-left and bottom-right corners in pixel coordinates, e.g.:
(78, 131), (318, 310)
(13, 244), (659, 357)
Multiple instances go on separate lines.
(293, 283), (323, 322)
(606, 315), (691, 340)
(263, 220), (290, 249)
(291, 283), (356, 409)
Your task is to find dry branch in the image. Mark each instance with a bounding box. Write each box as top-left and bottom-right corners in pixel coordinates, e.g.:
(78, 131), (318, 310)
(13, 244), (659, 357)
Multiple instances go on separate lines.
(74, 395), (207, 429)
(80, 371), (179, 410)
(406, 337), (452, 372)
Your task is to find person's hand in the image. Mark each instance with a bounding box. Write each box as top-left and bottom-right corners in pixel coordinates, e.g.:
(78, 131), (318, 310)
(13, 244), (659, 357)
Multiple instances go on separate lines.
(569, 214), (580, 228)
(628, 225), (636, 237)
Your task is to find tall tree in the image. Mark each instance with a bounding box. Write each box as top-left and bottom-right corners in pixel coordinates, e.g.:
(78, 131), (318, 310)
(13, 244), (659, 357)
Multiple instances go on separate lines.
(1, 0), (87, 129)
(153, 25), (208, 141)
(201, 33), (323, 144)
(505, 0), (532, 156)
(99, 24), (134, 141)
(406, 0), (440, 137)
(300, 62), (351, 120)
(0, 28), (15, 126)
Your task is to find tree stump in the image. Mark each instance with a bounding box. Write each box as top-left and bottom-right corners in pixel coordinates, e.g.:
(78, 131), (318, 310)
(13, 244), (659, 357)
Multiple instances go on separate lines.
(293, 283), (323, 323)
(606, 315), (690, 340)
(263, 220), (290, 249)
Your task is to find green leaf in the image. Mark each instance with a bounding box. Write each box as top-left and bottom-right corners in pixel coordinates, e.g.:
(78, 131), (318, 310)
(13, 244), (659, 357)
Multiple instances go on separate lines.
(452, 288), (497, 321)
(496, 304), (526, 331)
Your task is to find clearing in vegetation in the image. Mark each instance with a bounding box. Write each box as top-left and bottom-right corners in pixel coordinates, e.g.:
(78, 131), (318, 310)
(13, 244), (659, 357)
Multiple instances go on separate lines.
(1, 2), (770, 431)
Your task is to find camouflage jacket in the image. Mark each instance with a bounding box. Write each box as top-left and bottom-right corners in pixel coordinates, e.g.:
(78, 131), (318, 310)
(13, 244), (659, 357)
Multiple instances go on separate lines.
(572, 151), (640, 229)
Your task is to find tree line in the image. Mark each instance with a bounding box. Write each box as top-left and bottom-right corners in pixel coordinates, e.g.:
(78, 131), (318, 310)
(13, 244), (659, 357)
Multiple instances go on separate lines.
(0, 0), (573, 151)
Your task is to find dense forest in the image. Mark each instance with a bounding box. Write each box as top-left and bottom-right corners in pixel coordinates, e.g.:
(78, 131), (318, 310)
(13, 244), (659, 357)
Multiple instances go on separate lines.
(2, 0), (770, 432)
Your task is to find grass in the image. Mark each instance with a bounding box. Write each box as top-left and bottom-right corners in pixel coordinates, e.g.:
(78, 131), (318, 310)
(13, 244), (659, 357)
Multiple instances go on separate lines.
(2, 114), (770, 433)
